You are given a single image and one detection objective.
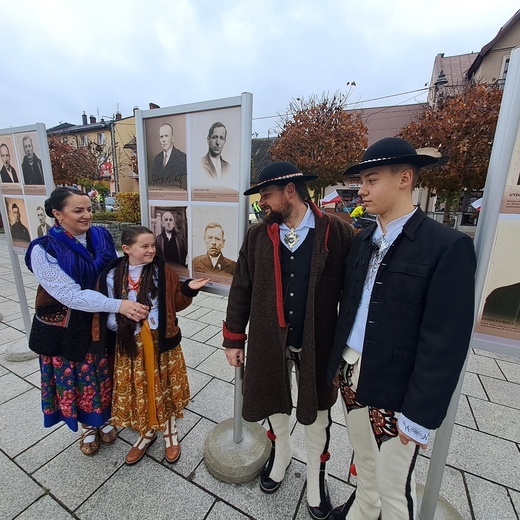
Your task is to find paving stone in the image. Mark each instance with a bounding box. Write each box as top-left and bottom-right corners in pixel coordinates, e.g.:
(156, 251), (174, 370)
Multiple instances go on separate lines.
(191, 324), (222, 343)
(455, 394), (477, 429)
(186, 367), (212, 397)
(497, 359), (520, 384)
(467, 351), (504, 378)
(0, 301), (25, 318)
(177, 316), (208, 338)
(466, 473), (518, 520)
(193, 456), (306, 519)
(15, 425), (78, 474)
(196, 349), (236, 382)
(0, 372), (33, 404)
(510, 489), (520, 518)
(197, 309), (226, 326)
(473, 349), (520, 365)
(415, 456), (471, 519)
(198, 296), (229, 313)
(181, 337), (216, 368)
(16, 494), (75, 519)
(446, 425), (520, 490)
(0, 327), (25, 346)
(206, 500), (249, 519)
(0, 364), (7, 376)
(0, 388), (60, 457)
(24, 369), (41, 388)
(188, 378), (236, 424)
(32, 439), (128, 511)
(480, 375), (520, 410)
(206, 330), (225, 348)
(461, 371), (487, 399)
(0, 353), (39, 377)
(0, 451), (45, 518)
(177, 303), (201, 317)
(76, 455), (215, 519)
(181, 305), (213, 320)
(469, 396), (520, 443)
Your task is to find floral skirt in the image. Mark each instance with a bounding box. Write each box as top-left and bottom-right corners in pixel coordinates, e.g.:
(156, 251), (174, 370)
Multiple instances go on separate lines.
(40, 353), (112, 432)
(111, 327), (190, 436)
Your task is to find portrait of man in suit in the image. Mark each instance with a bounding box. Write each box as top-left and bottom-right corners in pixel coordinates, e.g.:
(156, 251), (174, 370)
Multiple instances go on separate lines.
(0, 144), (19, 183)
(155, 210), (187, 267)
(21, 135), (44, 185)
(10, 203), (30, 243)
(201, 122), (230, 182)
(192, 222), (236, 276)
(151, 123), (187, 189)
(36, 205), (51, 236)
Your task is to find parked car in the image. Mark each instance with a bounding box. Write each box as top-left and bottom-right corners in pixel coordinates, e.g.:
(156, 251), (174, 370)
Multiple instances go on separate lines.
(104, 196), (118, 212)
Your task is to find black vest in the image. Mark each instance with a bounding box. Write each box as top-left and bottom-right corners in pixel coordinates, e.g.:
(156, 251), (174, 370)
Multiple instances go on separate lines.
(280, 229), (315, 350)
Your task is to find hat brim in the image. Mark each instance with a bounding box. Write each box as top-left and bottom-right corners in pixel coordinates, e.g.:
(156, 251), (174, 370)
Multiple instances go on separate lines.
(243, 174), (318, 195)
(344, 155), (439, 176)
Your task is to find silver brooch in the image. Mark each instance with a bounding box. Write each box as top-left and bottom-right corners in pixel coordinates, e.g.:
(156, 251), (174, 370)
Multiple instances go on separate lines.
(284, 228), (299, 250)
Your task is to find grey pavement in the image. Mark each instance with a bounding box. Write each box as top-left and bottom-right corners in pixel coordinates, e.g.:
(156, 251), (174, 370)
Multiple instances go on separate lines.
(0, 233), (519, 519)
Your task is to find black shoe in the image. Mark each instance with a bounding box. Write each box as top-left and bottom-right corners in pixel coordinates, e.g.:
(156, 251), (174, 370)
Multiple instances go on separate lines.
(328, 491), (356, 520)
(307, 479), (333, 519)
(259, 473), (282, 494)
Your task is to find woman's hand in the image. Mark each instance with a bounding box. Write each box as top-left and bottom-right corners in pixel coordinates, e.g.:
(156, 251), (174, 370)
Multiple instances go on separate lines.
(225, 347), (245, 367)
(119, 300), (150, 322)
(189, 278), (211, 290)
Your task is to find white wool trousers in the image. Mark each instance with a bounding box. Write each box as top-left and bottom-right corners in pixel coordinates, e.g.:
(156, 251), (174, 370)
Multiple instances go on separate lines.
(339, 353), (419, 520)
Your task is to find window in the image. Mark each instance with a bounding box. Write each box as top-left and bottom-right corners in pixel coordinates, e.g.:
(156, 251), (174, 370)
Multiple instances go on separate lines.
(97, 132), (106, 145)
(500, 55), (510, 82)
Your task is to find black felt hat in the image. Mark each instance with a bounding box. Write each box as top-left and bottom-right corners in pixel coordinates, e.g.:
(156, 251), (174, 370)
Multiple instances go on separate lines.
(345, 137), (439, 175)
(244, 161), (318, 196)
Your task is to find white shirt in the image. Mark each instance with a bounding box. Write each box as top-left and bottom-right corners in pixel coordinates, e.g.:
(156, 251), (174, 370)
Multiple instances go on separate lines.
(30, 233), (121, 314)
(279, 204), (315, 251)
(106, 263), (159, 334)
(210, 155), (222, 180)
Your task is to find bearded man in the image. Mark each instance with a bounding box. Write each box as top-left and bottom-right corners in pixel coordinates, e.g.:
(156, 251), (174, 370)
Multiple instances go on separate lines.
(223, 161), (353, 519)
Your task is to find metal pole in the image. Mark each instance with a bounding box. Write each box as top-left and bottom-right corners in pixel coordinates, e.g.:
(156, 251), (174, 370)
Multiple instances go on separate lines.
(419, 355), (468, 519)
(233, 366), (244, 443)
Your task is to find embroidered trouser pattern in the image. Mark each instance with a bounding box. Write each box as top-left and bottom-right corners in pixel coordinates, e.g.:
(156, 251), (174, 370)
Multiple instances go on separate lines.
(338, 358), (419, 520)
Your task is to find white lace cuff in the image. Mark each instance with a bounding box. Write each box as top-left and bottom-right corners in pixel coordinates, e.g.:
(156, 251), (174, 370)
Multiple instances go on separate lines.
(398, 414), (430, 445)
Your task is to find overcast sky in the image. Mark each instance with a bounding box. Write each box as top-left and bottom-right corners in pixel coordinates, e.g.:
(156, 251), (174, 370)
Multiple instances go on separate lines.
(1, 0), (518, 138)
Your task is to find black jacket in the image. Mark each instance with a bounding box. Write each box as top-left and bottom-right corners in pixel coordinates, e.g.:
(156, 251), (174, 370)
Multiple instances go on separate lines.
(327, 209), (476, 429)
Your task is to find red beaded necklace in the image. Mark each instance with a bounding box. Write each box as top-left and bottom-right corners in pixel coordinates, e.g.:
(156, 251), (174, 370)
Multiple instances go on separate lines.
(128, 274), (141, 293)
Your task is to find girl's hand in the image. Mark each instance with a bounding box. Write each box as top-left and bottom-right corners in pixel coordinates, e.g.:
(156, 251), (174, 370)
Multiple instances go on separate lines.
(189, 278), (211, 290)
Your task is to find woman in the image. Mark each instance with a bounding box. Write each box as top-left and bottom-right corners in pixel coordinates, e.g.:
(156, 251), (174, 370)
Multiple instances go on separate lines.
(25, 187), (149, 455)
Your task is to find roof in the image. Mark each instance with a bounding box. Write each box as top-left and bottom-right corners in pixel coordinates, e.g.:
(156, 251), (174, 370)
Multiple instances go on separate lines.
(435, 53), (478, 86)
(352, 104), (427, 146)
(466, 9), (520, 78)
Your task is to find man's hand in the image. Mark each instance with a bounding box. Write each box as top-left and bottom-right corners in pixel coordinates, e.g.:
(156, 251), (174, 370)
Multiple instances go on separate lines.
(225, 347), (245, 367)
(398, 426), (428, 450)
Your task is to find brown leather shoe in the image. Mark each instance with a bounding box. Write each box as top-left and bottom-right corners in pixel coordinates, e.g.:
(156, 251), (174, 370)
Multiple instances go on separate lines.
(80, 426), (100, 456)
(99, 424), (118, 444)
(165, 442), (181, 463)
(125, 431), (157, 465)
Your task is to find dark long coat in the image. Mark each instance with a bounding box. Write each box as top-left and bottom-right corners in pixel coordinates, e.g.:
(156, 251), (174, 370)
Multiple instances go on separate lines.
(223, 204), (352, 425)
(327, 209), (476, 429)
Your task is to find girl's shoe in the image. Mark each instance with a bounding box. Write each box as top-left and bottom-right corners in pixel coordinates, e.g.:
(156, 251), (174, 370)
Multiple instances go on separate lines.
(125, 430), (157, 465)
(80, 426), (100, 456)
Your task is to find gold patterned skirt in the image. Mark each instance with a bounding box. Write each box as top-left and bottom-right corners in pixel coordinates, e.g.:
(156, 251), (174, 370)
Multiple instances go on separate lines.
(111, 321), (190, 436)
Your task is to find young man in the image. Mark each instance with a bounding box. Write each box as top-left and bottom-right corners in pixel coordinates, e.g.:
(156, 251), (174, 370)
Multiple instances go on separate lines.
(223, 161), (352, 519)
(327, 138), (476, 520)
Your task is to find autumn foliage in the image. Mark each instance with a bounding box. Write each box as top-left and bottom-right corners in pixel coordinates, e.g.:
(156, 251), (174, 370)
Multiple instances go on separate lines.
(270, 92), (368, 200)
(47, 136), (100, 186)
(399, 83), (503, 200)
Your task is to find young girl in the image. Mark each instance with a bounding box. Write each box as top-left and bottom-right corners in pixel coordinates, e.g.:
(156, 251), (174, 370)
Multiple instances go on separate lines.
(94, 225), (209, 465)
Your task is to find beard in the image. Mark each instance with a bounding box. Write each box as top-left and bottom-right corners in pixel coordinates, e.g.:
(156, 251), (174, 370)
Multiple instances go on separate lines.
(263, 199), (292, 225)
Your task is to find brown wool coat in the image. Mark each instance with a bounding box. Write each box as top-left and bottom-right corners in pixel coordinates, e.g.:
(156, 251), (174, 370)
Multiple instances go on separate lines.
(223, 204), (352, 425)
